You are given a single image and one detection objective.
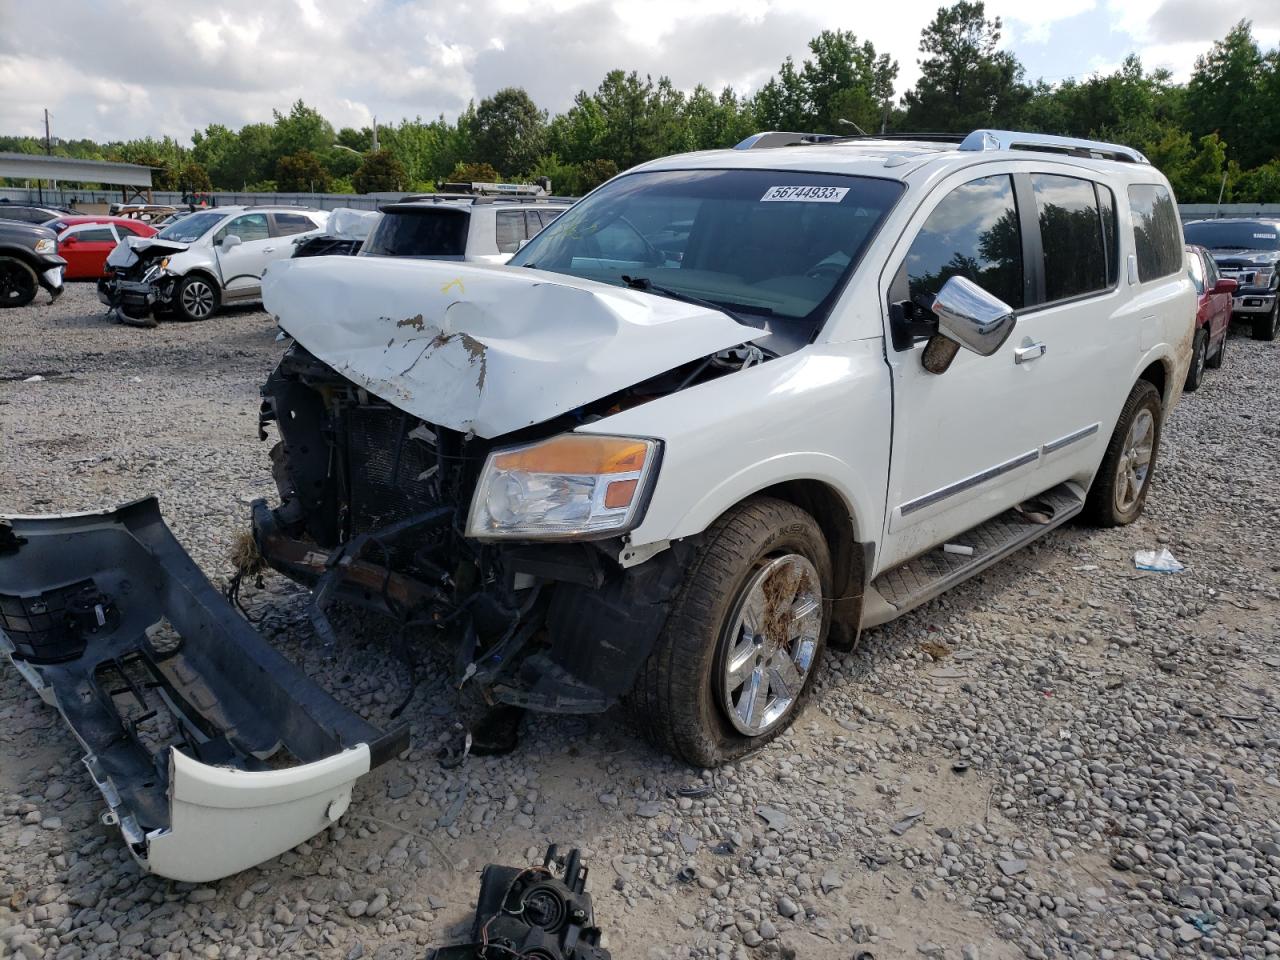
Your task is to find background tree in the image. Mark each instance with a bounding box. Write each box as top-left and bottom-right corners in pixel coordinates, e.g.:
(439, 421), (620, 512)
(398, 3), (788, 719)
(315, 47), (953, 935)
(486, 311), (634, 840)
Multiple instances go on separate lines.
(1185, 21), (1268, 169)
(448, 160), (501, 183)
(471, 88), (546, 177)
(352, 149), (406, 193)
(275, 149), (331, 192)
(271, 100), (335, 159)
(176, 160), (211, 195)
(902, 1), (1028, 132)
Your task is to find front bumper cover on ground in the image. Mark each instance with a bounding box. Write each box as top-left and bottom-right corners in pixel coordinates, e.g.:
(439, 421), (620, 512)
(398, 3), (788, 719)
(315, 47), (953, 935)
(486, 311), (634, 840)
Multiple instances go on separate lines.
(0, 498), (407, 882)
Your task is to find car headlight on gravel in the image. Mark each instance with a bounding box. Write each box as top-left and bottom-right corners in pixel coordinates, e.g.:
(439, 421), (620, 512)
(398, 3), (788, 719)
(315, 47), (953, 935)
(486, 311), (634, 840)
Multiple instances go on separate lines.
(466, 433), (660, 540)
(34, 238), (55, 254)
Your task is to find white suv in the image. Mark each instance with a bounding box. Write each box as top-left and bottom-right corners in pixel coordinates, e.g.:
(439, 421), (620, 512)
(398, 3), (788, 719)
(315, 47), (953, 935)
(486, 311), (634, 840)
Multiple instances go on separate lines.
(0, 129), (1195, 881)
(358, 196), (570, 262)
(98, 205), (327, 323)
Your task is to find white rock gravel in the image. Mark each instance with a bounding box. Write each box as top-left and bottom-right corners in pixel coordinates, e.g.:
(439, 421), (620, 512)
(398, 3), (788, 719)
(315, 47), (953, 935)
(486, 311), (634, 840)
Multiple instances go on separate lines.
(1, 284), (1278, 960)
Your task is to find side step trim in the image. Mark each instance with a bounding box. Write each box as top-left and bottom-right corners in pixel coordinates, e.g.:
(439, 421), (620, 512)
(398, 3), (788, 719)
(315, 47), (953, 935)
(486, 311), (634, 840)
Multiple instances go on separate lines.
(864, 483), (1084, 628)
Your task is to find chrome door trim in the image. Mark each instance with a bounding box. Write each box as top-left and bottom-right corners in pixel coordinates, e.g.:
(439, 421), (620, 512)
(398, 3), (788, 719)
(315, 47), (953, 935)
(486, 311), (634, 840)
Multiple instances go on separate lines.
(1042, 422), (1099, 454)
(899, 449), (1040, 516)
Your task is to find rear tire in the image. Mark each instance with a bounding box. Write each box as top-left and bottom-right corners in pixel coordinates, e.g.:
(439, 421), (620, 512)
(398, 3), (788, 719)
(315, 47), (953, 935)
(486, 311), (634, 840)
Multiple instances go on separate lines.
(628, 497), (832, 767)
(1083, 380), (1163, 527)
(0, 257), (39, 308)
(1252, 300), (1278, 341)
(175, 274), (219, 321)
(1205, 329), (1226, 370)
(1184, 328), (1207, 392)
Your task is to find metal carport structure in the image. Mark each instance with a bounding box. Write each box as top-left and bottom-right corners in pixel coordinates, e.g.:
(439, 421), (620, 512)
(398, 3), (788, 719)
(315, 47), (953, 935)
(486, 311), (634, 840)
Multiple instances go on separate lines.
(0, 153), (154, 203)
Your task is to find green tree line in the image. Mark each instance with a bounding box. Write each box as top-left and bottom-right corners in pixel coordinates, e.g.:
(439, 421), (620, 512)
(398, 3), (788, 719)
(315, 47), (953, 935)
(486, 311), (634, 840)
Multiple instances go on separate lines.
(3, 4), (1278, 201)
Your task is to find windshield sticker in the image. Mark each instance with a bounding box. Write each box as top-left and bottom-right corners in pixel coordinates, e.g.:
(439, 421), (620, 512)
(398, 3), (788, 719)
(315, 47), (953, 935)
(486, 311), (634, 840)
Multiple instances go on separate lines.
(1254, 233), (1275, 239)
(761, 185), (849, 203)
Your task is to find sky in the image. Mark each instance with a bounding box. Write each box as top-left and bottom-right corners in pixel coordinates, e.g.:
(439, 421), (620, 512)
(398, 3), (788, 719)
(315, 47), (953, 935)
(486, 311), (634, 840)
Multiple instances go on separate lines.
(1, 0), (1278, 145)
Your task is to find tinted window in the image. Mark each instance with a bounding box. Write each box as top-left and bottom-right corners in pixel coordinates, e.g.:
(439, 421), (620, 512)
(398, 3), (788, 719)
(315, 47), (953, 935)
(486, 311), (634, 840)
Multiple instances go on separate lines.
(1183, 220), (1279, 251)
(904, 175), (1023, 309)
(511, 169), (904, 325)
(1031, 174), (1108, 302)
(75, 226), (116, 243)
(524, 210), (544, 236)
(114, 221), (141, 237)
(495, 210), (526, 254)
(1202, 251), (1218, 285)
(1097, 185), (1117, 284)
(218, 214), (270, 243)
(273, 213), (316, 236)
(362, 209), (468, 257)
(1128, 184), (1182, 282)
(537, 210), (562, 228)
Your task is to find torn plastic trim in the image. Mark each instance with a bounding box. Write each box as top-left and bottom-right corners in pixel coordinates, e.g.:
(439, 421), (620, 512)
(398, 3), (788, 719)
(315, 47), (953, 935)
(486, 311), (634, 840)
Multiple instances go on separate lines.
(0, 497), (408, 882)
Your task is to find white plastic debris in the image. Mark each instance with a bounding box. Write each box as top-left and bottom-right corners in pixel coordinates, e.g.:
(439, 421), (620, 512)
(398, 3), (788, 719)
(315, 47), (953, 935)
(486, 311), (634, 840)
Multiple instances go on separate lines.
(1134, 548), (1184, 573)
(23, 375), (44, 383)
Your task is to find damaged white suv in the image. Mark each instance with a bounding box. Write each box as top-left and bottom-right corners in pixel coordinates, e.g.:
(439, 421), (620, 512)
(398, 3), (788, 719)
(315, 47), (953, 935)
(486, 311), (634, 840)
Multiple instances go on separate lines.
(0, 129), (1193, 881)
(98, 205), (327, 323)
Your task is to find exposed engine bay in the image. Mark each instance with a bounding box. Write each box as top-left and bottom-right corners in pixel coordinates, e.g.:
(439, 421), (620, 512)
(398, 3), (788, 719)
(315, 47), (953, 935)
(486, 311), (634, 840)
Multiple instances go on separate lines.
(251, 337), (767, 717)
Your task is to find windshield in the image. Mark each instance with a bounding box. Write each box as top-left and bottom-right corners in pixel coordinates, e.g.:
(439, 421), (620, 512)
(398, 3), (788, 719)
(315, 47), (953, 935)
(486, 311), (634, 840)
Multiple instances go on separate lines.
(1184, 220), (1280, 251)
(157, 211), (225, 243)
(509, 169), (903, 325)
(362, 208), (468, 258)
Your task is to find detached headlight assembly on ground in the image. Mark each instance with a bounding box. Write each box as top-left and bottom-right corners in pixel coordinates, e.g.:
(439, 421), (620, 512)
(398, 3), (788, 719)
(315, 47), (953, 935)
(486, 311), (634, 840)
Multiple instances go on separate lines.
(466, 434), (660, 540)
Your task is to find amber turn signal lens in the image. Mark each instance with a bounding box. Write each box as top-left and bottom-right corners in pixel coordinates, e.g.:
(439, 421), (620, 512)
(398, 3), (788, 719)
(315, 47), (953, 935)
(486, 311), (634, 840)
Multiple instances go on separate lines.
(603, 478), (639, 509)
(492, 434), (650, 475)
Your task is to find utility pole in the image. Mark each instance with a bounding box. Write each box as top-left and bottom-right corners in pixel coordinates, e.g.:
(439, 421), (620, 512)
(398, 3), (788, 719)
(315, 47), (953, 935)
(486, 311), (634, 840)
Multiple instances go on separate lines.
(44, 108), (52, 154)
(371, 115), (379, 152)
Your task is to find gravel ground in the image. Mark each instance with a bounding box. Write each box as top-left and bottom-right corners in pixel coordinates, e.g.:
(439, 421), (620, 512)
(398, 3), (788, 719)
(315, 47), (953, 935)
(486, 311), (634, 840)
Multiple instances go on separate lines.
(1, 283), (1277, 960)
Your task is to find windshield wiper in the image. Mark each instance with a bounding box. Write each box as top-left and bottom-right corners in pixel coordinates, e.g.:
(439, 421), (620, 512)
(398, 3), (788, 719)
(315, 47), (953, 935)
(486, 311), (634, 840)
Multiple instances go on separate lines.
(620, 276), (773, 325)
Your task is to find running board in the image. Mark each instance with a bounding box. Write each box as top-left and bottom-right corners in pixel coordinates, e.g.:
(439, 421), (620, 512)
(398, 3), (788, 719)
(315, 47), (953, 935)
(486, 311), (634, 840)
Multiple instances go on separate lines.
(862, 483), (1085, 628)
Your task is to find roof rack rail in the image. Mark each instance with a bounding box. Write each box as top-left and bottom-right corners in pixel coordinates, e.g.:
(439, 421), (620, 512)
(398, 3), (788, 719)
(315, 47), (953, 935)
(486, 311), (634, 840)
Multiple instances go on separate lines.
(958, 129), (1149, 164)
(734, 131), (842, 150)
(393, 193), (577, 206)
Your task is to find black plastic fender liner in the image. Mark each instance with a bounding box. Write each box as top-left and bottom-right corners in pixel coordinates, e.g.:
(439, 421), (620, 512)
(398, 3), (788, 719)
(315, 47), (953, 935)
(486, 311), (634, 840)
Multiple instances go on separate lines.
(0, 497), (409, 879)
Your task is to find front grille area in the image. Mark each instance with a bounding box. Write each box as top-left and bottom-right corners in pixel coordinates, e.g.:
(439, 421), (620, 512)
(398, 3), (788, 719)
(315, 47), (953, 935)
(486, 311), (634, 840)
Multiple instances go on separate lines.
(344, 406), (444, 536)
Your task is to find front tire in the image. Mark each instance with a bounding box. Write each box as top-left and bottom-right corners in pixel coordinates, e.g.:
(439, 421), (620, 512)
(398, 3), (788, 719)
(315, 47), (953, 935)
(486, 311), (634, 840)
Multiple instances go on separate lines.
(175, 274), (219, 321)
(629, 497), (832, 767)
(1184, 328), (1207, 392)
(1252, 300), (1278, 341)
(0, 258), (39, 308)
(1083, 380), (1163, 527)
(1205, 329), (1226, 370)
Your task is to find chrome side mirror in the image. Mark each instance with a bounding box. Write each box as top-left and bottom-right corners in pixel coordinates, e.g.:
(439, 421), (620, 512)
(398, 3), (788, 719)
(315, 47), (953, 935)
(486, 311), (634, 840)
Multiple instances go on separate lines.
(921, 276), (1017, 375)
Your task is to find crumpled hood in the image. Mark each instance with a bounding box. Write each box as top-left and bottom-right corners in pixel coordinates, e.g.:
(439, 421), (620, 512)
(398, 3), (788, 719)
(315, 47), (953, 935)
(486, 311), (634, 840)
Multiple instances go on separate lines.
(106, 235), (190, 269)
(262, 256), (761, 438)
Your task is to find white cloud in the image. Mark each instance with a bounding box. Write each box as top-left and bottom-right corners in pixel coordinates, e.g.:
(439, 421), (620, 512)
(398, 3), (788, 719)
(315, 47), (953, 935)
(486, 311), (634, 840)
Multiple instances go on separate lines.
(0, 0), (1270, 144)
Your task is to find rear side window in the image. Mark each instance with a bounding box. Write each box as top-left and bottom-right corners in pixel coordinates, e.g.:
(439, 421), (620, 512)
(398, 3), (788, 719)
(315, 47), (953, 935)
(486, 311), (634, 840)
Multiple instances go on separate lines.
(114, 221), (142, 237)
(495, 210), (526, 254)
(904, 174), (1023, 309)
(363, 209), (468, 257)
(1098, 185), (1117, 284)
(1128, 184), (1182, 282)
(1031, 174), (1109, 302)
(273, 213), (316, 236)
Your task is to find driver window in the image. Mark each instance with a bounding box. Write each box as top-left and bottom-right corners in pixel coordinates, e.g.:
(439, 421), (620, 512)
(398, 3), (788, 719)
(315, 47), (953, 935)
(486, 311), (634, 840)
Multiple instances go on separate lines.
(1186, 249), (1205, 294)
(902, 175), (1024, 309)
(216, 214), (269, 244)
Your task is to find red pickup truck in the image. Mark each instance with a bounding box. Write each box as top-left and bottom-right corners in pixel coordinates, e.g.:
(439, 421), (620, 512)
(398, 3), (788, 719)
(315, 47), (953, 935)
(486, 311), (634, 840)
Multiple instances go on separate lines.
(1184, 243), (1236, 391)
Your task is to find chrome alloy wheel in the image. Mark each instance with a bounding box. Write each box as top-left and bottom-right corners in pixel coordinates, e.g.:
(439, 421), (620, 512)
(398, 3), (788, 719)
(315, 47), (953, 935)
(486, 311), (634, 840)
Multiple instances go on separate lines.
(1114, 407), (1155, 514)
(181, 279), (215, 319)
(718, 554), (823, 736)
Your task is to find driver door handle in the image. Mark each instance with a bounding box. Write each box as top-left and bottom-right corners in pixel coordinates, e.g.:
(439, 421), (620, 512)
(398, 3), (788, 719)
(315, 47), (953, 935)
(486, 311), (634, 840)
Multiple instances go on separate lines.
(1014, 341), (1047, 364)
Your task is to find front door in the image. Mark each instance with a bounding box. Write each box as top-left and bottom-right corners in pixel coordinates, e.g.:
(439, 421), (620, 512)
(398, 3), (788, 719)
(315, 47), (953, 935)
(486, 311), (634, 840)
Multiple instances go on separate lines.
(59, 223), (120, 279)
(213, 213), (274, 297)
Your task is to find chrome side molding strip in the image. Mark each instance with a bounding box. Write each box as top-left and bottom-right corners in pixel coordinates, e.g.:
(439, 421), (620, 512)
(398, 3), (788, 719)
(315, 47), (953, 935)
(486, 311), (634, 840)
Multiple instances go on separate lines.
(1043, 422), (1099, 454)
(899, 449), (1040, 516)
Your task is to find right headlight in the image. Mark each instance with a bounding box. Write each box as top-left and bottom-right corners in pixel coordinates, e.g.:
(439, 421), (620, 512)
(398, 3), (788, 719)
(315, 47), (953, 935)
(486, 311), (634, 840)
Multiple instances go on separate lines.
(33, 238), (56, 254)
(466, 433), (660, 541)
